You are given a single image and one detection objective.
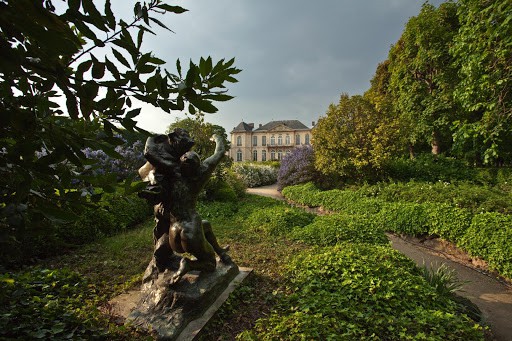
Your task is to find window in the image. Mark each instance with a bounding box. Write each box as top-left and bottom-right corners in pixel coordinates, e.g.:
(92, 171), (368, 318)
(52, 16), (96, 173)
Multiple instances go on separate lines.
(262, 136), (267, 146)
(236, 150), (242, 161)
(277, 135), (282, 145)
(277, 150), (283, 160)
(285, 135), (290, 145)
(253, 136), (257, 146)
(236, 136), (242, 146)
(305, 134), (310, 145)
(270, 135), (275, 146)
(262, 150), (267, 161)
(271, 150), (275, 160)
(295, 134), (300, 145)
(253, 150), (258, 161)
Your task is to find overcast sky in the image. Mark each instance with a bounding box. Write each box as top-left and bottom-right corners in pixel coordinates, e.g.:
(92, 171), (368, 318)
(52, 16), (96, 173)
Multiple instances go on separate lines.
(125, 0), (446, 134)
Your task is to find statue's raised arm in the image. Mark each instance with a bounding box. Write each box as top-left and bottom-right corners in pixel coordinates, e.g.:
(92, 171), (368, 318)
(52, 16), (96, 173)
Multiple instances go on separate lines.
(201, 134), (225, 175)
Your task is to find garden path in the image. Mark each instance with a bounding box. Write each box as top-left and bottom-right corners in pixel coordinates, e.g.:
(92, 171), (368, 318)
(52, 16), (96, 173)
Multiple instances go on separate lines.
(247, 184), (512, 341)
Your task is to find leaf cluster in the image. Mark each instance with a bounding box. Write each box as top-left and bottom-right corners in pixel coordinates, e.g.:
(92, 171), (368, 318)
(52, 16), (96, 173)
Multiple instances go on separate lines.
(0, 0), (240, 251)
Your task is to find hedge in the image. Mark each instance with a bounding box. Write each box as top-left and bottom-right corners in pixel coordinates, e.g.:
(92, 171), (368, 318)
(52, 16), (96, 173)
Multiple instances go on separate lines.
(281, 182), (512, 280)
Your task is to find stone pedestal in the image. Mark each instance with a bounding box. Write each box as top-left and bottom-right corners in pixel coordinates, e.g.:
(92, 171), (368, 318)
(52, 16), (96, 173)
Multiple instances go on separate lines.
(126, 261), (240, 340)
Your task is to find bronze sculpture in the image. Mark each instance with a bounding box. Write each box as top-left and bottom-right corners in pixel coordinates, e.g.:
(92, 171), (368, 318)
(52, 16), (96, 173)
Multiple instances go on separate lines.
(138, 128), (231, 285)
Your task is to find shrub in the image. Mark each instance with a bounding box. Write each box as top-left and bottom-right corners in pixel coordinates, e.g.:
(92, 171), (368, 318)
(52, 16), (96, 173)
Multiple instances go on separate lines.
(82, 138), (145, 181)
(460, 213), (512, 278)
(427, 204), (473, 242)
(0, 268), (109, 340)
(248, 244), (484, 340)
(375, 202), (432, 236)
(277, 146), (319, 190)
(244, 205), (315, 236)
(291, 214), (388, 246)
(383, 154), (476, 183)
(281, 182), (323, 206)
(231, 162), (278, 188)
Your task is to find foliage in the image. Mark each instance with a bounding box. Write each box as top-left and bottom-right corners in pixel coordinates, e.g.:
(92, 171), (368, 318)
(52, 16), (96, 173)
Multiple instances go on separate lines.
(460, 213), (512, 278)
(232, 162), (278, 188)
(281, 182), (323, 207)
(166, 117), (230, 160)
(291, 214), (388, 246)
(383, 154), (477, 183)
(427, 204), (473, 242)
(248, 244), (484, 340)
(0, 268), (110, 340)
(82, 137), (145, 181)
(281, 181), (512, 280)
(314, 94), (399, 181)
(0, 0), (240, 253)
(358, 180), (512, 214)
(387, 2), (460, 156)
(375, 202), (432, 236)
(451, 0), (512, 164)
(0, 191), (150, 268)
(277, 145), (319, 191)
(244, 205), (315, 236)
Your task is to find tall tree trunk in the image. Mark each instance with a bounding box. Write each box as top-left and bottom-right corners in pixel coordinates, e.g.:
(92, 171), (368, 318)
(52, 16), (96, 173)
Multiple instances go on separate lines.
(409, 144), (415, 159)
(431, 131), (441, 155)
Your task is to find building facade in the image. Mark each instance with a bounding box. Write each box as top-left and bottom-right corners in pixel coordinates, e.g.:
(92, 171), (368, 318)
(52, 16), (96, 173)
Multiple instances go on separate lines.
(229, 120), (313, 162)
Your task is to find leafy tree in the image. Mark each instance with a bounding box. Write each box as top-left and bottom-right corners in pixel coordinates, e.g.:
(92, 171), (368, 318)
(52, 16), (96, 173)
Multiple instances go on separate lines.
(0, 0), (240, 256)
(165, 117), (230, 160)
(313, 94), (397, 181)
(364, 59), (405, 157)
(451, 0), (512, 164)
(388, 2), (460, 156)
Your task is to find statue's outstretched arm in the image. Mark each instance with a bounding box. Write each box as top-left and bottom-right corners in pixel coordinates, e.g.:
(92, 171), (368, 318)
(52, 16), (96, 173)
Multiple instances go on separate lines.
(202, 134), (225, 173)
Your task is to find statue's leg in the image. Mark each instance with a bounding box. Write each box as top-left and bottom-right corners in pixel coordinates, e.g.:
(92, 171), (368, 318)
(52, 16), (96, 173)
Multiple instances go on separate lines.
(169, 216), (217, 285)
(143, 204), (180, 283)
(202, 220), (232, 264)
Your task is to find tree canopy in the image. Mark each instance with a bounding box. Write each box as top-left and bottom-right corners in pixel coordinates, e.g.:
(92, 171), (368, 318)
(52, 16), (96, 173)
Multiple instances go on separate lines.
(313, 94), (399, 180)
(0, 1), (240, 239)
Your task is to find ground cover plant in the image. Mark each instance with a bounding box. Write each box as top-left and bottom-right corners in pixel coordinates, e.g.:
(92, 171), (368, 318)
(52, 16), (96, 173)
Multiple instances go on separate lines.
(283, 182), (512, 280)
(0, 193), (487, 340)
(243, 244), (483, 340)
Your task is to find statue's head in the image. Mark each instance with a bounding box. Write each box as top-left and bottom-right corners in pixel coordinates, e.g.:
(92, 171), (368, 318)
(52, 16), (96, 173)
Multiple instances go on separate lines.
(180, 151), (200, 176)
(167, 128), (195, 158)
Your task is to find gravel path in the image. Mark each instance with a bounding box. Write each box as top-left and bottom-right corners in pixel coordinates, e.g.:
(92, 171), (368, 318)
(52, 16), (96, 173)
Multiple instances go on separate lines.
(247, 184), (512, 341)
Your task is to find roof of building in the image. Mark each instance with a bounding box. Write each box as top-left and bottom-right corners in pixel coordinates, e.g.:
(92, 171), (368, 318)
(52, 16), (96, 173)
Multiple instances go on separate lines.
(231, 121), (255, 132)
(254, 120), (309, 131)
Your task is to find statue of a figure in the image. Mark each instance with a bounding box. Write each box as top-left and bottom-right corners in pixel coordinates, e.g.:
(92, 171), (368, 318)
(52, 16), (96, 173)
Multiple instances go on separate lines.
(138, 128), (231, 285)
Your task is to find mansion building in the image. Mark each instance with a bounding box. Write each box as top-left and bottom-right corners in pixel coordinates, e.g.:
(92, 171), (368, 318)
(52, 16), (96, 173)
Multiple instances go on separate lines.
(229, 120), (313, 162)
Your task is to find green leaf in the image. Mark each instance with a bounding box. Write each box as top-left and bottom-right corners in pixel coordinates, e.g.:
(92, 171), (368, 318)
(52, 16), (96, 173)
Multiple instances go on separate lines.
(91, 57), (105, 79)
(176, 59), (182, 77)
(104, 0), (116, 29)
(112, 49), (131, 68)
(36, 206), (78, 223)
(156, 4), (188, 14)
(125, 108), (141, 119)
(148, 16), (174, 33)
(189, 98), (217, 113)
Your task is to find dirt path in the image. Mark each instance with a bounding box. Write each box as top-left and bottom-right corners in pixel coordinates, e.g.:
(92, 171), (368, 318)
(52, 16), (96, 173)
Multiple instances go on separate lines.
(247, 184), (512, 341)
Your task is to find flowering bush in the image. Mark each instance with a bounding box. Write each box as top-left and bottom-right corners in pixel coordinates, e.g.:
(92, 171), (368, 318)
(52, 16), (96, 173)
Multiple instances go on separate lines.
(231, 162), (278, 188)
(82, 138), (145, 181)
(277, 146), (318, 191)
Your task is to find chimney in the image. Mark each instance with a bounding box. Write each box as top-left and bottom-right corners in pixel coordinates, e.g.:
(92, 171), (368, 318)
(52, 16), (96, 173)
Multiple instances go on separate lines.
(259, 124), (262, 128)
(312, 121), (316, 127)
(248, 123), (254, 130)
